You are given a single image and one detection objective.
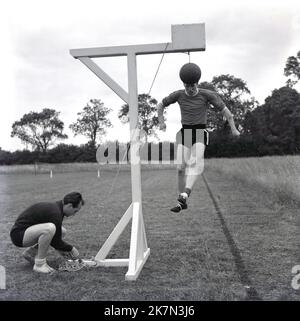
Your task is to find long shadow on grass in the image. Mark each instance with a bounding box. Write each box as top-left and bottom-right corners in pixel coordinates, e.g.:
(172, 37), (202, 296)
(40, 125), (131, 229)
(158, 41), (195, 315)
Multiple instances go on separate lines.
(202, 173), (262, 301)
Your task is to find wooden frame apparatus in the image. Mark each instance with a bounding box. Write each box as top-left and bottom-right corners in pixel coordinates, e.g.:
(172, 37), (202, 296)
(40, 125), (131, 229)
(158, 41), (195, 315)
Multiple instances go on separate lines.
(70, 23), (206, 280)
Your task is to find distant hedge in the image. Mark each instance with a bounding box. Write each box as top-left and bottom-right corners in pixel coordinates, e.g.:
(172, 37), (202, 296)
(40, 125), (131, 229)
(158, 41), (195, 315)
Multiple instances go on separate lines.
(1, 133), (299, 166)
(0, 143), (97, 165)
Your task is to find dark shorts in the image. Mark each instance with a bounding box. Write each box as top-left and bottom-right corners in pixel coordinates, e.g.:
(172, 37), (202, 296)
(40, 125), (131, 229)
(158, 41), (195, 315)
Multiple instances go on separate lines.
(10, 228), (26, 247)
(176, 124), (209, 148)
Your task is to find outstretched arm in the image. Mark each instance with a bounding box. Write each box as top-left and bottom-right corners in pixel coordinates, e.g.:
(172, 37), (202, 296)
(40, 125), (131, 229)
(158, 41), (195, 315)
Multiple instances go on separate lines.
(205, 90), (240, 137)
(221, 107), (240, 136)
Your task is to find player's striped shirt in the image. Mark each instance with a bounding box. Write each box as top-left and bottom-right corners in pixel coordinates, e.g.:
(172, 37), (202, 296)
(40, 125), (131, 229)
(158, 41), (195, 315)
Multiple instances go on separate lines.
(162, 88), (226, 125)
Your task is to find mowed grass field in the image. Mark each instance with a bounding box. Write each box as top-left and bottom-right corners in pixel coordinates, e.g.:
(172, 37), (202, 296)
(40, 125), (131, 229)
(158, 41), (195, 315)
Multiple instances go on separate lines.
(0, 156), (299, 301)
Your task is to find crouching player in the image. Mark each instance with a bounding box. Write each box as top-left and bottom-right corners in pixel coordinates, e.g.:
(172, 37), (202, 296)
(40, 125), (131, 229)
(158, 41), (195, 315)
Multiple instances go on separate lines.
(10, 192), (84, 273)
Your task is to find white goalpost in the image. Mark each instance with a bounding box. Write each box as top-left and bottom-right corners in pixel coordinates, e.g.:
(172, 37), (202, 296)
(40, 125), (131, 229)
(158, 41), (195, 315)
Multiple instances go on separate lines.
(70, 23), (206, 281)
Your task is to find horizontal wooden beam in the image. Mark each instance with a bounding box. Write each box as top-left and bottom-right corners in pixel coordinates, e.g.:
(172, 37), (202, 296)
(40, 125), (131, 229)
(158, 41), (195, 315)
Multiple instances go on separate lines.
(97, 259), (129, 267)
(70, 42), (205, 59)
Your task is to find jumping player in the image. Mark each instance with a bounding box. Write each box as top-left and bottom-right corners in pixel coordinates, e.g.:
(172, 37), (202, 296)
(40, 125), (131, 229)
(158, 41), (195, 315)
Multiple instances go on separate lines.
(10, 192), (84, 273)
(157, 63), (240, 212)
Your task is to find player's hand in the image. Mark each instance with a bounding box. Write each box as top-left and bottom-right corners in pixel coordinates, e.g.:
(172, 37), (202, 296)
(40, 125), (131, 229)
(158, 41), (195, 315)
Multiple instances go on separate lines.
(70, 247), (80, 259)
(159, 122), (166, 131)
(58, 247), (80, 260)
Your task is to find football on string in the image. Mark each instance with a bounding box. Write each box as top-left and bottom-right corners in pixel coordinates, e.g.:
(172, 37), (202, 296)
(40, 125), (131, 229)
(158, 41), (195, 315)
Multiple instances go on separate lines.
(179, 63), (201, 84)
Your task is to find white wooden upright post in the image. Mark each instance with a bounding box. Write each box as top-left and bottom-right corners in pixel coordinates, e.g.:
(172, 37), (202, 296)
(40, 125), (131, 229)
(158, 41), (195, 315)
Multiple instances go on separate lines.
(127, 53), (142, 204)
(125, 53), (150, 280)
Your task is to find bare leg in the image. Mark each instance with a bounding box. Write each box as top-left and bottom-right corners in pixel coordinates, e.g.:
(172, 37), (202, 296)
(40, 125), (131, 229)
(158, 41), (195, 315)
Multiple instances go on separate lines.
(177, 168), (186, 194)
(23, 223), (56, 259)
(22, 223), (56, 273)
(185, 142), (205, 191)
(23, 226), (66, 262)
(171, 144), (191, 212)
(176, 144), (190, 194)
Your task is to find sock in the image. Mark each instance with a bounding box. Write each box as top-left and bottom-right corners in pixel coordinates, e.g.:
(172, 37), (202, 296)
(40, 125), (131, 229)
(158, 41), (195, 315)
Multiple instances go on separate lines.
(180, 188), (191, 199)
(184, 188), (192, 197)
(180, 192), (188, 199)
(34, 258), (46, 266)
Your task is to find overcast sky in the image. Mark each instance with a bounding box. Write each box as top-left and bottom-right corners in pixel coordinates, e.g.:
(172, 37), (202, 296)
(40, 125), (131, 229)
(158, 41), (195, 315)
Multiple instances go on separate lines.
(1, 0), (299, 151)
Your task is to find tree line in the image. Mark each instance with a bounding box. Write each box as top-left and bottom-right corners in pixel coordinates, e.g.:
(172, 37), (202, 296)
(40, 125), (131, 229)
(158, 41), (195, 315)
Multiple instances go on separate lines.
(1, 51), (299, 165)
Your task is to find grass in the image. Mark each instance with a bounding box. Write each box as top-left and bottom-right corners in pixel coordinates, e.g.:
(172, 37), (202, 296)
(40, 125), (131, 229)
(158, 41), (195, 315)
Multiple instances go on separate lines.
(0, 162), (176, 174)
(0, 156), (299, 301)
(205, 155), (300, 206)
(0, 162), (105, 174)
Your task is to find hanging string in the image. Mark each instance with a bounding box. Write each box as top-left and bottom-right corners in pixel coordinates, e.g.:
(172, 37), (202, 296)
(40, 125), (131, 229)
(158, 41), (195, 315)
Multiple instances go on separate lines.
(147, 42), (170, 97)
(183, 51), (191, 63)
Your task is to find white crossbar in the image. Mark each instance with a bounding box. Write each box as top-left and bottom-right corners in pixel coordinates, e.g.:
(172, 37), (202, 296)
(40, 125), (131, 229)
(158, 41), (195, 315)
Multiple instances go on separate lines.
(97, 259), (129, 267)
